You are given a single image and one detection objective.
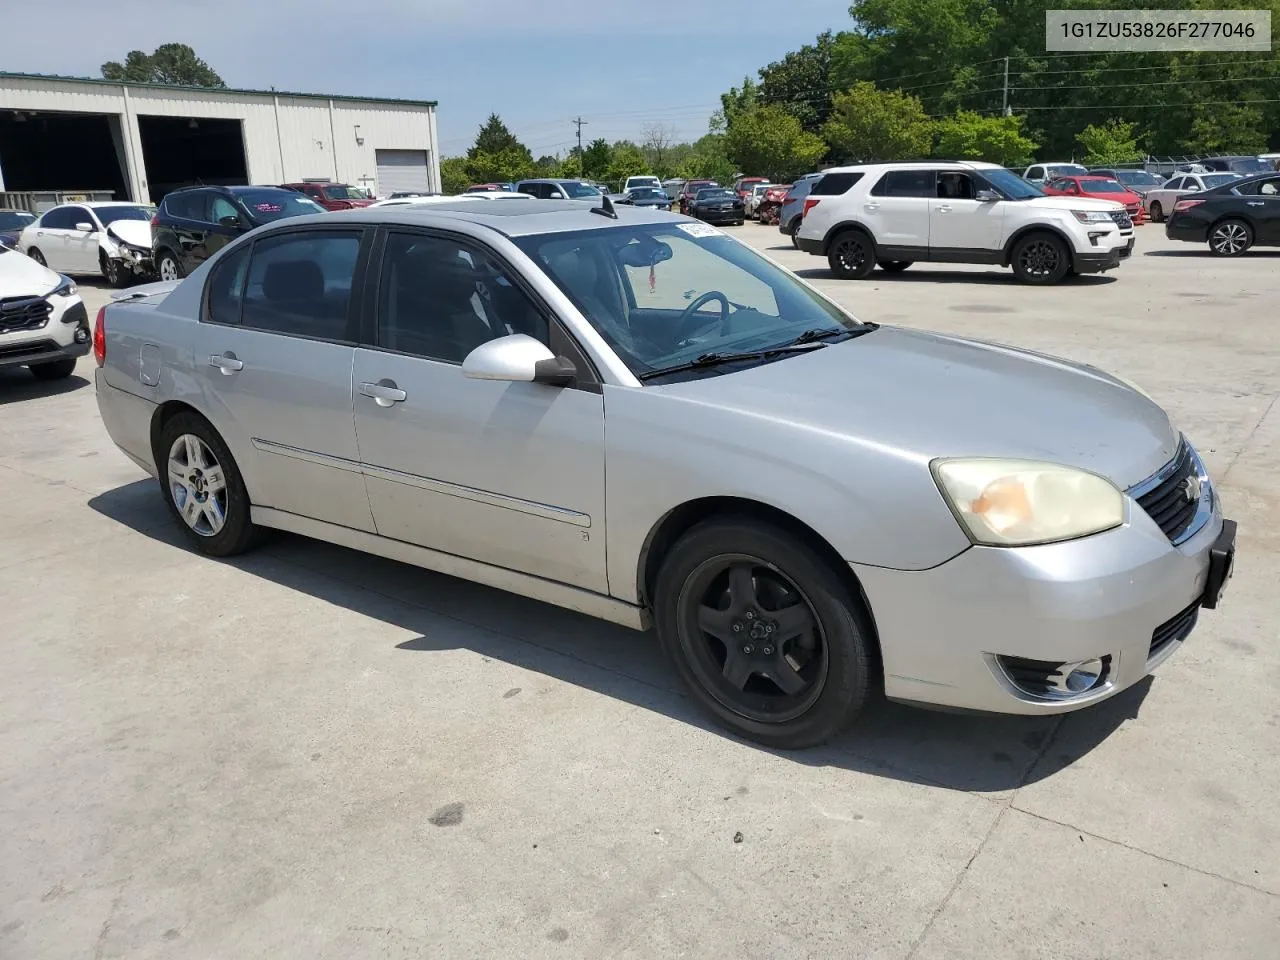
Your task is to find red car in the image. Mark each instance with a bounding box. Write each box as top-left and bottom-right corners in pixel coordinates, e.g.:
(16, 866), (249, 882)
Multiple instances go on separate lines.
(1042, 175), (1145, 224)
(756, 184), (790, 225)
(280, 182), (376, 211)
(732, 176), (769, 200)
(678, 179), (718, 215)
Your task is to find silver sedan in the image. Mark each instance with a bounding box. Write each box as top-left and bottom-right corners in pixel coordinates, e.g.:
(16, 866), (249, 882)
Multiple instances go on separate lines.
(93, 200), (1237, 748)
(1143, 172), (1243, 221)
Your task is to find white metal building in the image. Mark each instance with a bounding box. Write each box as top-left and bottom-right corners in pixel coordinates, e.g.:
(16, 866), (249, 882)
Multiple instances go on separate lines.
(0, 72), (440, 205)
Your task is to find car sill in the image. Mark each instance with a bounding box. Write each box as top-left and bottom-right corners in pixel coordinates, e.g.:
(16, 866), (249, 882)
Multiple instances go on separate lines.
(251, 506), (650, 631)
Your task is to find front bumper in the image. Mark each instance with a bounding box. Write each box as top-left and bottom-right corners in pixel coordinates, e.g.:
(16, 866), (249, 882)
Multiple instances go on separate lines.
(694, 209), (744, 224)
(1165, 217), (1209, 243)
(1072, 236), (1133, 273)
(0, 296), (90, 369)
(853, 493), (1231, 715)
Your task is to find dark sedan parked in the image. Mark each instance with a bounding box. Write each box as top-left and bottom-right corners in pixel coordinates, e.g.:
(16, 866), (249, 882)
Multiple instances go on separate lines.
(687, 187), (744, 225)
(0, 208), (37, 249)
(1165, 172), (1280, 256)
(617, 187), (671, 210)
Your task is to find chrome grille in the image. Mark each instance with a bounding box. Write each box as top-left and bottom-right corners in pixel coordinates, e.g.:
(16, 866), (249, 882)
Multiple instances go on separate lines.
(0, 296), (52, 334)
(1129, 441), (1205, 543)
(1109, 211), (1133, 229)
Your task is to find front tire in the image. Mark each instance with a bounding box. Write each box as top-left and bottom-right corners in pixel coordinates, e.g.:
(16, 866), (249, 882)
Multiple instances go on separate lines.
(29, 358), (77, 380)
(827, 229), (876, 280)
(27, 248), (46, 267)
(1148, 201), (1163, 223)
(101, 253), (129, 288)
(1208, 219), (1252, 257)
(1011, 232), (1071, 285)
(156, 250), (184, 282)
(156, 412), (261, 557)
(654, 518), (873, 749)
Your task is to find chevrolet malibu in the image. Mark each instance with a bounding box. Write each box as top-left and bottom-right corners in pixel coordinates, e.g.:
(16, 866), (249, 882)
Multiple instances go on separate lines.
(92, 200), (1236, 748)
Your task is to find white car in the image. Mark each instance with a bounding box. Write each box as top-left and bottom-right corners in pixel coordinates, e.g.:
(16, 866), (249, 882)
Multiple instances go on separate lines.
(624, 175), (663, 192)
(745, 183), (774, 219)
(796, 161), (1134, 285)
(18, 201), (156, 288)
(1022, 162), (1089, 186)
(368, 193), (535, 208)
(1142, 172), (1244, 222)
(0, 244), (91, 380)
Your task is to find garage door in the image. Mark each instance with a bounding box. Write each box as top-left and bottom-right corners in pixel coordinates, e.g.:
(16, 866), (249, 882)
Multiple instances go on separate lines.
(375, 149), (431, 197)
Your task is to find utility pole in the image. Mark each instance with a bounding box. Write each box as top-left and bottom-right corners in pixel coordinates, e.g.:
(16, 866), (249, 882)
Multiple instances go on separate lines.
(1002, 57), (1010, 116)
(572, 116), (588, 176)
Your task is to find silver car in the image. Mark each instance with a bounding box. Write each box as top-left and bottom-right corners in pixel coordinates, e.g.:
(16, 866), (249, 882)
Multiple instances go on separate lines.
(93, 200), (1237, 748)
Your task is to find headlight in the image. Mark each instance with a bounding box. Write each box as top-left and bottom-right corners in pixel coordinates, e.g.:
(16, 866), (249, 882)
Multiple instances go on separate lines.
(931, 459), (1124, 546)
(50, 275), (77, 298)
(1072, 210), (1114, 223)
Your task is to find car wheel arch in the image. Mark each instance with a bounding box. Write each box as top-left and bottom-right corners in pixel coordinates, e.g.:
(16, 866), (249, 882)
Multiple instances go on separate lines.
(821, 221), (876, 255)
(1002, 223), (1076, 267)
(635, 496), (881, 661)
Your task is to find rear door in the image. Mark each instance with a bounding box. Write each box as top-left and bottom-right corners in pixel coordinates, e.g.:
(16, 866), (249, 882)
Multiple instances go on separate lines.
(193, 226), (376, 532)
(865, 169), (933, 251)
(166, 190), (215, 274)
(33, 207), (76, 273)
(350, 228), (608, 592)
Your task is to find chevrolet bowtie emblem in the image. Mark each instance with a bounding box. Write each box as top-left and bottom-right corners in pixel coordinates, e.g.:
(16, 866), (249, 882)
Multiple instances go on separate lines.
(1182, 475), (1203, 503)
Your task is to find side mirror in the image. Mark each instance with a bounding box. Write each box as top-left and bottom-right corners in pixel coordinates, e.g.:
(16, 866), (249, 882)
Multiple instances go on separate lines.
(218, 215), (243, 229)
(76, 222), (95, 233)
(462, 334), (576, 386)
(975, 189), (1001, 202)
(1185, 185), (1200, 193)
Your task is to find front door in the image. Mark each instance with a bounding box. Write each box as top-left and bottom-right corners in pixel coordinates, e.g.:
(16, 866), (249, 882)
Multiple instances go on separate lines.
(929, 171), (1006, 253)
(351, 229), (608, 592)
(193, 226), (375, 532)
(65, 206), (103, 274)
(1244, 175), (1280, 242)
(864, 169), (933, 251)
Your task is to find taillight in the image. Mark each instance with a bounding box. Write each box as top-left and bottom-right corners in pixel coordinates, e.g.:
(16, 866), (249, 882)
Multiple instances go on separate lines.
(93, 306), (107, 366)
(150, 213), (160, 227)
(803, 198), (821, 216)
(1173, 199), (1204, 212)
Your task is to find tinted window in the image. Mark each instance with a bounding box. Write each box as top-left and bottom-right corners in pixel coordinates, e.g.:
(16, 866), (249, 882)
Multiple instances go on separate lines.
(96, 206), (151, 226)
(0, 211), (35, 230)
(64, 207), (93, 229)
(377, 232), (549, 363)
(210, 196), (240, 223)
(1237, 176), (1280, 196)
(38, 207), (71, 229)
(871, 170), (934, 198)
(241, 230), (363, 340)
(164, 191), (208, 222)
(236, 190), (323, 222)
(1229, 158), (1271, 174)
(1026, 167), (1044, 180)
(1165, 177), (1185, 190)
(811, 172), (863, 196)
(205, 244), (251, 326)
(936, 172), (975, 199)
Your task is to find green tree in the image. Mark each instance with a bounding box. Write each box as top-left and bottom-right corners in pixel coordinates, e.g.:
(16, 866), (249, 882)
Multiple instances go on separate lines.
(1182, 103), (1268, 154)
(605, 143), (649, 187)
(533, 154), (562, 177)
(1075, 119), (1143, 166)
(725, 105), (827, 181)
(440, 156), (470, 194)
(581, 138), (613, 179)
(678, 134), (738, 184)
(469, 114), (527, 158)
(101, 43), (224, 87)
(465, 148), (534, 185)
(824, 82), (933, 162)
(757, 31), (837, 135)
(934, 111), (1038, 166)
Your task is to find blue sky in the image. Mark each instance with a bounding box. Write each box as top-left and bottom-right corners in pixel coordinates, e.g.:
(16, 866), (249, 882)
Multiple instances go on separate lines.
(4, 0), (854, 157)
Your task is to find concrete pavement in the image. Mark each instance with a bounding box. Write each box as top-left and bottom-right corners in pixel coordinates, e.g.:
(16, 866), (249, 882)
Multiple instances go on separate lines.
(1, 226), (1276, 958)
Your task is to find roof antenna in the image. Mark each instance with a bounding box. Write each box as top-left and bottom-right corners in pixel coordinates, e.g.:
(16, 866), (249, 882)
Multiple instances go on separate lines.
(591, 193), (618, 220)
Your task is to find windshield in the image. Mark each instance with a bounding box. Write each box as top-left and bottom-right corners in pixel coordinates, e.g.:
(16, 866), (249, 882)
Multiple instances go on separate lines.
(983, 168), (1044, 199)
(237, 190), (326, 222)
(1116, 171), (1161, 186)
(560, 182), (601, 199)
(96, 206), (152, 225)
(1083, 180), (1127, 193)
(320, 184), (363, 200)
(514, 223), (871, 381)
(628, 188), (666, 200)
(1051, 164), (1089, 177)
(0, 211), (36, 230)
(1203, 173), (1243, 189)
(696, 189), (734, 200)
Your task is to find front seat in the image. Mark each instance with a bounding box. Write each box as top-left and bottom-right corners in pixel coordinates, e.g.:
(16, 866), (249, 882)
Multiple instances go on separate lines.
(544, 248), (634, 354)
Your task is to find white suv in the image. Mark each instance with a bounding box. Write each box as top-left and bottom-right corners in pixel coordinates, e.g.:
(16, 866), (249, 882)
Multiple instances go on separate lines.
(795, 161), (1135, 285)
(0, 246), (91, 380)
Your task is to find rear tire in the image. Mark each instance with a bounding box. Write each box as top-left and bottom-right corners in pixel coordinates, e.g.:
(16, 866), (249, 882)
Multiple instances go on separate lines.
(29, 359), (77, 380)
(878, 260), (912, 273)
(1011, 232), (1071, 285)
(654, 517), (873, 749)
(156, 250), (184, 282)
(1208, 218), (1252, 257)
(1148, 201), (1163, 223)
(27, 248), (46, 267)
(156, 412), (262, 557)
(827, 229), (876, 280)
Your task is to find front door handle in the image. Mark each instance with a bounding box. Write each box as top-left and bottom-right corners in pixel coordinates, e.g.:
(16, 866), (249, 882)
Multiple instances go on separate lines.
(1247, 201), (1264, 206)
(209, 353), (243, 375)
(937, 204), (952, 213)
(360, 379), (407, 407)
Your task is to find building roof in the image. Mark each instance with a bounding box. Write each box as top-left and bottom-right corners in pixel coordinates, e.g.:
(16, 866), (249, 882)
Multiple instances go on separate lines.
(0, 71), (436, 108)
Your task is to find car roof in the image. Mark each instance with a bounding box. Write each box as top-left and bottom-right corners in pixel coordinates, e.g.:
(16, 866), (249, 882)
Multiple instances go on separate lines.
(65, 201), (148, 208)
(266, 199), (680, 238)
(821, 160), (1003, 173)
(518, 178), (584, 185)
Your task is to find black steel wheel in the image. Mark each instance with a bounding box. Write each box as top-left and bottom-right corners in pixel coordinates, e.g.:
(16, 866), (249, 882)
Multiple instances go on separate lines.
(654, 518), (873, 748)
(1208, 219), (1252, 257)
(1011, 232), (1070, 284)
(827, 229), (876, 280)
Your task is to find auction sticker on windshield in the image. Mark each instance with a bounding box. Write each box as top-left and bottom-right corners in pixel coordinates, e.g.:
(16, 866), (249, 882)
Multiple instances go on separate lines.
(677, 222), (724, 239)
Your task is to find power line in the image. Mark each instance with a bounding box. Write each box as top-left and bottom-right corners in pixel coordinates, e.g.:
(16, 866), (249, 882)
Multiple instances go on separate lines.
(1014, 73), (1280, 92)
(1015, 95), (1280, 111)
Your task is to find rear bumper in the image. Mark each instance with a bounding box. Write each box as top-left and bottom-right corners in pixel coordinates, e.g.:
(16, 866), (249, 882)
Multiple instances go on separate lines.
(1165, 217), (1209, 243)
(854, 498), (1228, 715)
(796, 236), (824, 255)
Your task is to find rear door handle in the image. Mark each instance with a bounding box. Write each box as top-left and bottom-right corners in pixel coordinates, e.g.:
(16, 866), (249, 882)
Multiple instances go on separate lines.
(209, 354), (243, 374)
(863, 203), (880, 211)
(1247, 201), (1264, 206)
(360, 380), (407, 406)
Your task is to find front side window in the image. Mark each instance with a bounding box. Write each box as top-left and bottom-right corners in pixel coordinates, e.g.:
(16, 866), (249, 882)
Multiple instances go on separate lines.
(321, 184), (360, 200)
(515, 223), (873, 382)
(210, 196), (240, 223)
(983, 168), (1044, 199)
(871, 170), (935, 198)
(1026, 166), (1044, 180)
(205, 243), (252, 326)
(240, 230), (363, 341)
(1165, 177), (1186, 191)
(936, 172), (975, 199)
(65, 207), (94, 230)
(377, 232), (549, 364)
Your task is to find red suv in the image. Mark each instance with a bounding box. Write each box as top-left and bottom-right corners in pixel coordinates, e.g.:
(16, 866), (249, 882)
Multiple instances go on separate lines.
(280, 182), (375, 211)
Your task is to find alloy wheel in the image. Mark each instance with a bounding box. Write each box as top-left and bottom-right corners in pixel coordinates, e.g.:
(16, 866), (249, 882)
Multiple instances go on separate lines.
(159, 257), (179, 281)
(677, 554), (829, 724)
(833, 236), (867, 274)
(167, 434), (229, 537)
(1211, 222), (1249, 255)
(1018, 239), (1060, 278)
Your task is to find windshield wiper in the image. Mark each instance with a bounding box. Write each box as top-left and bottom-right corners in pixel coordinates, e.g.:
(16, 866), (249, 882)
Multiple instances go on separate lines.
(787, 326), (877, 346)
(637, 343), (827, 381)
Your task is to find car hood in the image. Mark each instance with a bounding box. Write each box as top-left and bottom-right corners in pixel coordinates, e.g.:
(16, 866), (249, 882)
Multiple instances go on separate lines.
(657, 327), (1178, 489)
(105, 220), (152, 248)
(1032, 195), (1126, 211)
(0, 246), (60, 296)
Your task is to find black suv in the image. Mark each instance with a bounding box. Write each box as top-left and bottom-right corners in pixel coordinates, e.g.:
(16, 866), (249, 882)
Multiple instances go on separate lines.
(152, 186), (325, 280)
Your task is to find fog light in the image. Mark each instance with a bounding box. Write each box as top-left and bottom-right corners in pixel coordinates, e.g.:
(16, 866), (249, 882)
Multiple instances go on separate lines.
(1062, 658), (1105, 693)
(74, 326), (90, 344)
(997, 654), (1112, 700)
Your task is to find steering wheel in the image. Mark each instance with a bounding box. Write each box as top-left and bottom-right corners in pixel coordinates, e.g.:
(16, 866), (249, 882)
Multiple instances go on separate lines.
(673, 291), (731, 342)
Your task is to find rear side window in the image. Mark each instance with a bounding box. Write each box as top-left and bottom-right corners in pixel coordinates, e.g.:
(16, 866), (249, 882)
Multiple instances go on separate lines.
(205, 244), (251, 326)
(39, 207), (72, 229)
(240, 230), (364, 341)
(1026, 166), (1044, 180)
(164, 191), (207, 222)
(870, 170), (936, 198)
(810, 172), (863, 196)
